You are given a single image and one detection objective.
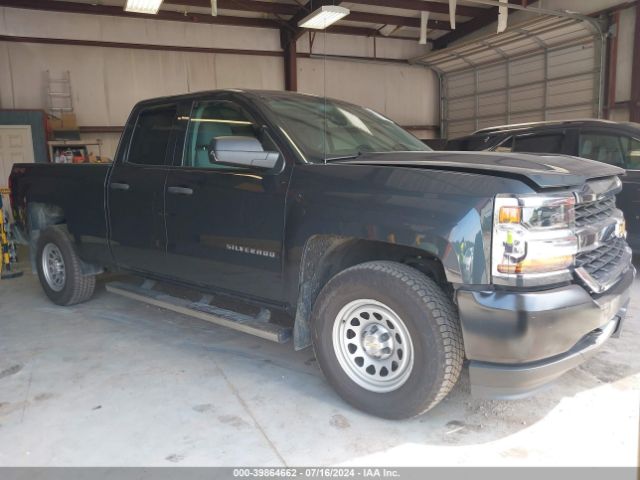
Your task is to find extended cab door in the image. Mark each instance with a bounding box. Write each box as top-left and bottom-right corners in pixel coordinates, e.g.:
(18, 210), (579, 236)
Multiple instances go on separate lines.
(108, 102), (185, 274)
(163, 97), (290, 303)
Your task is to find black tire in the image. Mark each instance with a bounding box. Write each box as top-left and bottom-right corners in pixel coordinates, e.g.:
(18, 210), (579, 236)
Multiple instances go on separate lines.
(36, 226), (96, 306)
(311, 261), (464, 419)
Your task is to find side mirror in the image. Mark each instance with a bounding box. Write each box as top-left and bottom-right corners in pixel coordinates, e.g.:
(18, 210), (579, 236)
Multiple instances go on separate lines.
(208, 136), (280, 169)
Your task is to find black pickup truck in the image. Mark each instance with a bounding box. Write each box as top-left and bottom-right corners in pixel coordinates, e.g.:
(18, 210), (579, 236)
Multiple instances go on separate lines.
(9, 90), (634, 419)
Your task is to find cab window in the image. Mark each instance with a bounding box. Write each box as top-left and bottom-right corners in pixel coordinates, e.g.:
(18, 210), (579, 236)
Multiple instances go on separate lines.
(182, 100), (275, 169)
(128, 105), (177, 165)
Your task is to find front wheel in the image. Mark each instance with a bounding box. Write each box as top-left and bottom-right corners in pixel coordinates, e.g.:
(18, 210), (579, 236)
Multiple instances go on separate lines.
(311, 261), (464, 419)
(36, 226), (96, 306)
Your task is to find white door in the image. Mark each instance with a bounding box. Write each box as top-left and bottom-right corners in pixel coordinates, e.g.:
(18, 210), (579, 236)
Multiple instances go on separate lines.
(0, 125), (35, 188)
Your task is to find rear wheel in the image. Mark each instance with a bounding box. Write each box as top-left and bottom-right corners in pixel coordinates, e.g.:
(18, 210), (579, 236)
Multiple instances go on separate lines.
(311, 261), (463, 419)
(36, 227), (96, 306)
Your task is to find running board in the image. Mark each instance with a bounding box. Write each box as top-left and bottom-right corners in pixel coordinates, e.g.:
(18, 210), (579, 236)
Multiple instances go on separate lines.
(105, 281), (291, 343)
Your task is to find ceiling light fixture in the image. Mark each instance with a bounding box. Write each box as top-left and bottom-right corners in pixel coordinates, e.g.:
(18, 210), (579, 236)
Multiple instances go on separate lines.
(298, 5), (350, 30)
(124, 0), (163, 14)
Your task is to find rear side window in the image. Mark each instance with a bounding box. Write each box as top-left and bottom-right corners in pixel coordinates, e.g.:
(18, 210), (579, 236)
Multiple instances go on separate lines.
(127, 105), (177, 165)
(512, 134), (564, 154)
(578, 133), (626, 167)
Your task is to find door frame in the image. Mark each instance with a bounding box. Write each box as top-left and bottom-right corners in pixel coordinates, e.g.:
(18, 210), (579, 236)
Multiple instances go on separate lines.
(0, 125), (35, 188)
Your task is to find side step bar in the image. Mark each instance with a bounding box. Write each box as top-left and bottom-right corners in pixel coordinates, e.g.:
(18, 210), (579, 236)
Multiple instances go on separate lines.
(105, 281), (291, 343)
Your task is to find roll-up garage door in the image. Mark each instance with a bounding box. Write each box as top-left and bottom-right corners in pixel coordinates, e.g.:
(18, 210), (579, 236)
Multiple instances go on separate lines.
(411, 16), (605, 139)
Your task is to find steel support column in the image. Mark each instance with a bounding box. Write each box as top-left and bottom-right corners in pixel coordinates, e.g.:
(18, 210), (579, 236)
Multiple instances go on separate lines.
(281, 29), (298, 92)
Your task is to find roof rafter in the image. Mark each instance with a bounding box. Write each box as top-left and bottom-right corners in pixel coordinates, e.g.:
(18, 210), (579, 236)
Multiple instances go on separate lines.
(169, 0), (452, 30)
(343, 0), (485, 18)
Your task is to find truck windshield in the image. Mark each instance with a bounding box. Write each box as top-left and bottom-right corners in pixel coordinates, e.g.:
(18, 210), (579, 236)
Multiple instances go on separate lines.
(261, 95), (431, 163)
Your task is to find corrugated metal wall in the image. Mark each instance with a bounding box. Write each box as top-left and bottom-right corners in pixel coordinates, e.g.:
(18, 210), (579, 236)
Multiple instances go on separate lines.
(411, 15), (605, 139)
(445, 41), (599, 138)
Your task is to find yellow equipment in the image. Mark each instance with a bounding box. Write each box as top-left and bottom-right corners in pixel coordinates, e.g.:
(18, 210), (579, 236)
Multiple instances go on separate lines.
(0, 188), (22, 280)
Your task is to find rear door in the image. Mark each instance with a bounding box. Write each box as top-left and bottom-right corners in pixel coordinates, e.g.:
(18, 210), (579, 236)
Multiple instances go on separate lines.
(108, 103), (183, 274)
(163, 96), (290, 303)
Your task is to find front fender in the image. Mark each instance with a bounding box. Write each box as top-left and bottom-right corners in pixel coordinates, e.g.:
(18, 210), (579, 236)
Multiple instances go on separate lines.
(285, 164), (520, 292)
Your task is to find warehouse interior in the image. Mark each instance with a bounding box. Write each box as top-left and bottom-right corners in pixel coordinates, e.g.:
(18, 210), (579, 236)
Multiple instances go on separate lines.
(0, 0), (639, 469)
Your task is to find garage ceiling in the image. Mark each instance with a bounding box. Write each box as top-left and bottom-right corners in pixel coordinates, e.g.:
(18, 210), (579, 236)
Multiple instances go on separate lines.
(0, 0), (504, 45)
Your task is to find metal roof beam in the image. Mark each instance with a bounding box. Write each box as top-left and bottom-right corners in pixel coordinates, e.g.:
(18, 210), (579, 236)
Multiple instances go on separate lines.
(0, 0), (279, 28)
(168, 0), (299, 15)
(432, 0), (535, 50)
(344, 0), (486, 18)
(170, 0), (451, 29)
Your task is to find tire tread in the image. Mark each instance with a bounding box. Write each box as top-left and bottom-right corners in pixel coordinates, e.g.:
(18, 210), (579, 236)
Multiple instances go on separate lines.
(37, 227), (96, 306)
(317, 260), (464, 417)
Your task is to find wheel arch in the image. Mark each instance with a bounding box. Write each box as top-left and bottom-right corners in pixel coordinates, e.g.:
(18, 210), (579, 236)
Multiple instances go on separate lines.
(28, 204), (101, 276)
(292, 235), (450, 350)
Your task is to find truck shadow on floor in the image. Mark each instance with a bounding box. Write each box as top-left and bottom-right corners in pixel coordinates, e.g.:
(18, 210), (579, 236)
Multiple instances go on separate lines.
(7, 268), (636, 460)
(82, 274), (640, 452)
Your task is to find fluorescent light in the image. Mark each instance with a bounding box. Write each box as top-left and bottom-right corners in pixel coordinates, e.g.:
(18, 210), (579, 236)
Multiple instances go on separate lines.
(211, 0), (218, 16)
(124, 0), (163, 14)
(298, 6), (350, 30)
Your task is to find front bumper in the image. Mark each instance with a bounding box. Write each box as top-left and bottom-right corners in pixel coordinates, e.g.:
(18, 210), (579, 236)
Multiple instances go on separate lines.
(456, 266), (634, 399)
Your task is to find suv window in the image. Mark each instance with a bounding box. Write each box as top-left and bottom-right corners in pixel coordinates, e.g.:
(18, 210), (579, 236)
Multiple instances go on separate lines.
(448, 135), (503, 151)
(128, 105), (177, 165)
(512, 133), (564, 154)
(578, 132), (626, 167)
(620, 136), (640, 169)
(183, 100), (274, 169)
(494, 136), (513, 152)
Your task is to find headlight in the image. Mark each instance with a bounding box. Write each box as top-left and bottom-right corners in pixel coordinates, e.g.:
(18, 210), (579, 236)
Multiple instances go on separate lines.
(492, 193), (578, 286)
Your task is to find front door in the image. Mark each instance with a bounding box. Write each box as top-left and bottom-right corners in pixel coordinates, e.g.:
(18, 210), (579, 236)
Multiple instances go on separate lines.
(108, 103), (183, 274)
(163, 98), (290, 303)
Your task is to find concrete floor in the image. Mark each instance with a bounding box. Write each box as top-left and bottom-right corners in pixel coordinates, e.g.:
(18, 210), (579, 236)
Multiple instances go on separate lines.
(0, 262), (638, 467)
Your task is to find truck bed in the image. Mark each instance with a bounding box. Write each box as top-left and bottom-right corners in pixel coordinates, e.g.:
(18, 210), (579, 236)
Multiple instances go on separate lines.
(10, 163), (112, 266)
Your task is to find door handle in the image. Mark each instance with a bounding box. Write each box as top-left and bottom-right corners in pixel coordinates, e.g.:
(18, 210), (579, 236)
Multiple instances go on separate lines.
(110, 182), (130, 191)
(167, 186), (194, 195)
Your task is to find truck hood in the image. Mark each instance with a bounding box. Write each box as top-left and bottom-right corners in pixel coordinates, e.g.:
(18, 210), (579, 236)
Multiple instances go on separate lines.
(336, 151), (624, 189)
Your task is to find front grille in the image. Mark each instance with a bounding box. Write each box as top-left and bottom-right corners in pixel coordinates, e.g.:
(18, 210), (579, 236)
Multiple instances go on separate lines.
(575, 237), (627, 286)
(574, 195), (616, 228)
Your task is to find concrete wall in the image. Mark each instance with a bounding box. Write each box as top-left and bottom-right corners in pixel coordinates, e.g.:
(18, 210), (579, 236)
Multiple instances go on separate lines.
(0, 6), (438, 159)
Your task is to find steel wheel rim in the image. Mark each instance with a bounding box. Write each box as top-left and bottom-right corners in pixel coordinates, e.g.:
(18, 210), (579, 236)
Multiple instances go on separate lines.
(42, 243), (66, 292)
(332, 299), (414, 393)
